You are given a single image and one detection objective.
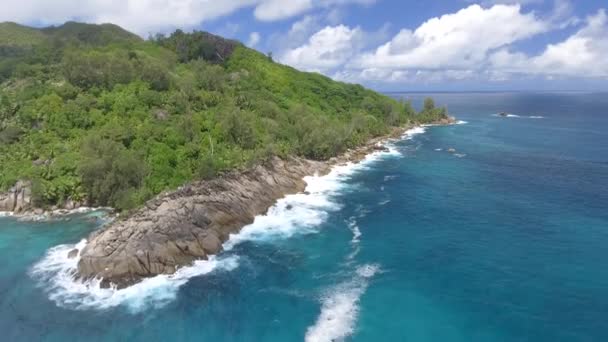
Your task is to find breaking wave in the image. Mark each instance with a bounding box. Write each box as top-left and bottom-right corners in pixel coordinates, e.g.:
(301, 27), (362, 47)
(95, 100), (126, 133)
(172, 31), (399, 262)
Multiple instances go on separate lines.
(30, 239), (239, 313)
(31, 128), (413, 313)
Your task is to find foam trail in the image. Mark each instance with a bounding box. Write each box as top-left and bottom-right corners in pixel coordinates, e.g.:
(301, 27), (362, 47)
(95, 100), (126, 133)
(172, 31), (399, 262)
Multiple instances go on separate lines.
(347, 217), (362, 244)
(456, 120), (468, 125)
(32, 130), (408, 312)
(305, 264), (381, 342)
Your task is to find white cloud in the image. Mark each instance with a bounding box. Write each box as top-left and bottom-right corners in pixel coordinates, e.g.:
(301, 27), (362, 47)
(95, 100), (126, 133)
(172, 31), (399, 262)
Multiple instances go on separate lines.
(0, 0), (377, 36)
(278, 21), (389, 72)
(490, 9), (608, 77)
(282, 2), (608, 86)
(0, 0), (260, 35)
(280, 25), (364, 72)
(247, 31), (261, 47)
(254, 0), (312, 21)
(355, 4), (548, 70)
(467, 0), (543, 5)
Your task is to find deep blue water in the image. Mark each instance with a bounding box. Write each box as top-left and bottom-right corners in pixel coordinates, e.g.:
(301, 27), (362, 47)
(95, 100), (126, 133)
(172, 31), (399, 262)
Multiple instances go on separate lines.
(1, 92), (607, 341)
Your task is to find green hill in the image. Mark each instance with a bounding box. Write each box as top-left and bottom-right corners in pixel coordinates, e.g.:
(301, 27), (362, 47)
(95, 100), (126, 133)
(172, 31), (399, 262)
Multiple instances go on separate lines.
(0, 22), (447, 211)
(0, 22), (46, 46)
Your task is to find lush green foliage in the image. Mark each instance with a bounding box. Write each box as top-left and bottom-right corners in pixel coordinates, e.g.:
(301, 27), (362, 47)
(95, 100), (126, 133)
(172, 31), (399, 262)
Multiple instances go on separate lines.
(0, 23), (447, 211)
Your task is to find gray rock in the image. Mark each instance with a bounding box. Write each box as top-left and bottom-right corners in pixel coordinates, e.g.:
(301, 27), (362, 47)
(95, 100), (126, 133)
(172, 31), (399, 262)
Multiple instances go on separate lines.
(77, 157), (329, 288)
(0, 180), (32, 213)
(68, 249), (79, 259)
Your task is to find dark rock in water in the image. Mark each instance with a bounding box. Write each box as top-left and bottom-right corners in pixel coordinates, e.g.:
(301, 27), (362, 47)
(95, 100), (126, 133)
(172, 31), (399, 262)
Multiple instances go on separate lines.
(372, 145), (390, 152)
(286, 204), (293, 210)
(303, 191), (311, 195)
(77, 157), (329, 289)
(68, 249), (79, 259)
(499, 112), (508, 117)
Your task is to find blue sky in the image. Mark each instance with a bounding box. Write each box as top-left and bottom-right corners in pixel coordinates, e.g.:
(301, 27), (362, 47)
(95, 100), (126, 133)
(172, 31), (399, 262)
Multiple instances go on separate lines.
(2, 0), (607, 91)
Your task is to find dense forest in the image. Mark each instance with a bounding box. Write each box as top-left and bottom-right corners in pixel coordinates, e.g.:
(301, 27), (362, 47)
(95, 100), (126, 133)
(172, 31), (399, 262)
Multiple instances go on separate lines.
(0, 22), (448, 211)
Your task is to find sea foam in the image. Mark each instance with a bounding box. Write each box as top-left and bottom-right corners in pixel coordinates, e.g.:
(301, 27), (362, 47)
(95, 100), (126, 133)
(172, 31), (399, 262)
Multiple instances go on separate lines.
(305, 264), (381, 342)
(403, 126), (427, 139)
(30, 239), (239, 312)
(31, 129), (411, 312)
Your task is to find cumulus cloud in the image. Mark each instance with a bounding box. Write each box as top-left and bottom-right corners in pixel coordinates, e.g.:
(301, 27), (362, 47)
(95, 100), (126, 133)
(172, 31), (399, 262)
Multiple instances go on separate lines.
(354, 4), (547, 70)
(280, 25), (364, 72)
(0, 0), (256, 35)
(490, 9), (608, 77)
(254, 0), (312, 21)
(278, 21), (388, 73)
(0, 0), (376, 35)
(247, 31), (261, 47)
(282, 2), (607, 85)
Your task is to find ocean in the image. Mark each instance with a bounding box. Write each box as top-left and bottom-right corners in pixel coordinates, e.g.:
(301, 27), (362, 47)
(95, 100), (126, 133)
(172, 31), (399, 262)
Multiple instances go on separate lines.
(1, 92), (607, 341)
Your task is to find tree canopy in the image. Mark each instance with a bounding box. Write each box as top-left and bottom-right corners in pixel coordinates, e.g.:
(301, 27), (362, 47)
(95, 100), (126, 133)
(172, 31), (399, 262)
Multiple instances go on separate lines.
(0, 22), (448, 211)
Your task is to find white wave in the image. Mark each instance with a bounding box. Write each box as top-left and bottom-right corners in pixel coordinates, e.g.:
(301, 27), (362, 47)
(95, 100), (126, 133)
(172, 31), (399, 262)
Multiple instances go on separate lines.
(225, 146), (400, 250)
(402, 126), (427, 140)
(305, 264), (380, 342)
(492, 113), (519, 118)
(378, 199), (391, 206)
(435, 148), (443, 152)
(30, 239), (238, 312)
(456, 120), (468, 125)
(0, 211), (14, 217)
(493, 113), (545, 119)
(32, 134), (407, 312)
(383, 175), (398, 181)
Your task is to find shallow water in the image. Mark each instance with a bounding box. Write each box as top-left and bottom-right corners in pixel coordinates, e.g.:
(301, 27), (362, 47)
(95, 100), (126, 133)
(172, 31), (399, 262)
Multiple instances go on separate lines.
(1, 92), (607, 341)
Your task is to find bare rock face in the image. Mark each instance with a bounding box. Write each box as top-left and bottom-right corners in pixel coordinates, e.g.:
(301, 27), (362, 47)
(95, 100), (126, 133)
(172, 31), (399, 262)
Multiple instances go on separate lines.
(77, 157), (328, 288)
(0, 180), (32, 213)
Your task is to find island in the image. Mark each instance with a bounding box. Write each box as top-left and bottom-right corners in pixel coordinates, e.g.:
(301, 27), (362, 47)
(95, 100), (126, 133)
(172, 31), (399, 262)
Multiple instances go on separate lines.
(0, 22), (451, 287)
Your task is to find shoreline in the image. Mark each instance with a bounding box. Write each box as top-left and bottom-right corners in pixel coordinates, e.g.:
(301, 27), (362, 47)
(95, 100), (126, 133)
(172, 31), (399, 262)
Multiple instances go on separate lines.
(0, 206), (114, 222)
(35, 118), (455, 289)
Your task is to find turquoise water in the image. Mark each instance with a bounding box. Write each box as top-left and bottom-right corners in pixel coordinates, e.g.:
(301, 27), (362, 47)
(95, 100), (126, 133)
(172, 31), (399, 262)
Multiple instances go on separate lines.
(1, 92), (607, 341)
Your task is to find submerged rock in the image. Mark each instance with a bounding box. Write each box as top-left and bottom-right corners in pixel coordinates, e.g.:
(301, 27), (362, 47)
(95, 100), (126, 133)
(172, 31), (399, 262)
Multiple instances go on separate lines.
(67, 249), (79, 259)
(77, 157), (329, 288)
(373, 144), (390, 152)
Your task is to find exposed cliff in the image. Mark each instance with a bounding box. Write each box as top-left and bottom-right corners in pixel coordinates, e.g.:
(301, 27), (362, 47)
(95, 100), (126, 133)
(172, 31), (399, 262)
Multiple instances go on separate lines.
(0, 180), (31, 213)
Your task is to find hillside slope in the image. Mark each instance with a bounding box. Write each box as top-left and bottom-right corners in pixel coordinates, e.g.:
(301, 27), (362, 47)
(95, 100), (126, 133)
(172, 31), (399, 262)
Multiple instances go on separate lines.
(0, 22), (448, 212)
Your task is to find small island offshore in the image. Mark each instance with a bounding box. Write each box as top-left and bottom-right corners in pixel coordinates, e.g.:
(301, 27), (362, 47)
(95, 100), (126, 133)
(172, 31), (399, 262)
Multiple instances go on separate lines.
(0, 22), (451, 288)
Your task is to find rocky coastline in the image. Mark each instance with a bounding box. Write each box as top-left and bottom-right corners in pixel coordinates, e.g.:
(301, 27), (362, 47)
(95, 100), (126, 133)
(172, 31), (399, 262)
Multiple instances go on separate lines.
(0, 181), (105, 221)
(76, 123), (430, 289)
(4, 118), (455, 288)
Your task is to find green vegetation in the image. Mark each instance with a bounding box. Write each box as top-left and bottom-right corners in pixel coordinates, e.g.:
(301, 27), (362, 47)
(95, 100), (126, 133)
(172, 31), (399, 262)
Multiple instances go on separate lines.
(0, 22), (448, 211)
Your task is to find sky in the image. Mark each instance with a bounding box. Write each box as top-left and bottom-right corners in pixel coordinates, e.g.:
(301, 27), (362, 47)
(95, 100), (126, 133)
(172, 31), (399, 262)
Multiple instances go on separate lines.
(1, 0), (607, 91)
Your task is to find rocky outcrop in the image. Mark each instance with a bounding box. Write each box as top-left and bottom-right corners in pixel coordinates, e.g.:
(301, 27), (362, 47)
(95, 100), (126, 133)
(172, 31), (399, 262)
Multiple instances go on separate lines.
(0, 180), (86, 216)
(75, 120), (457, 288)
(77, 157), (330, 288)
(0, 180), (32, 213)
